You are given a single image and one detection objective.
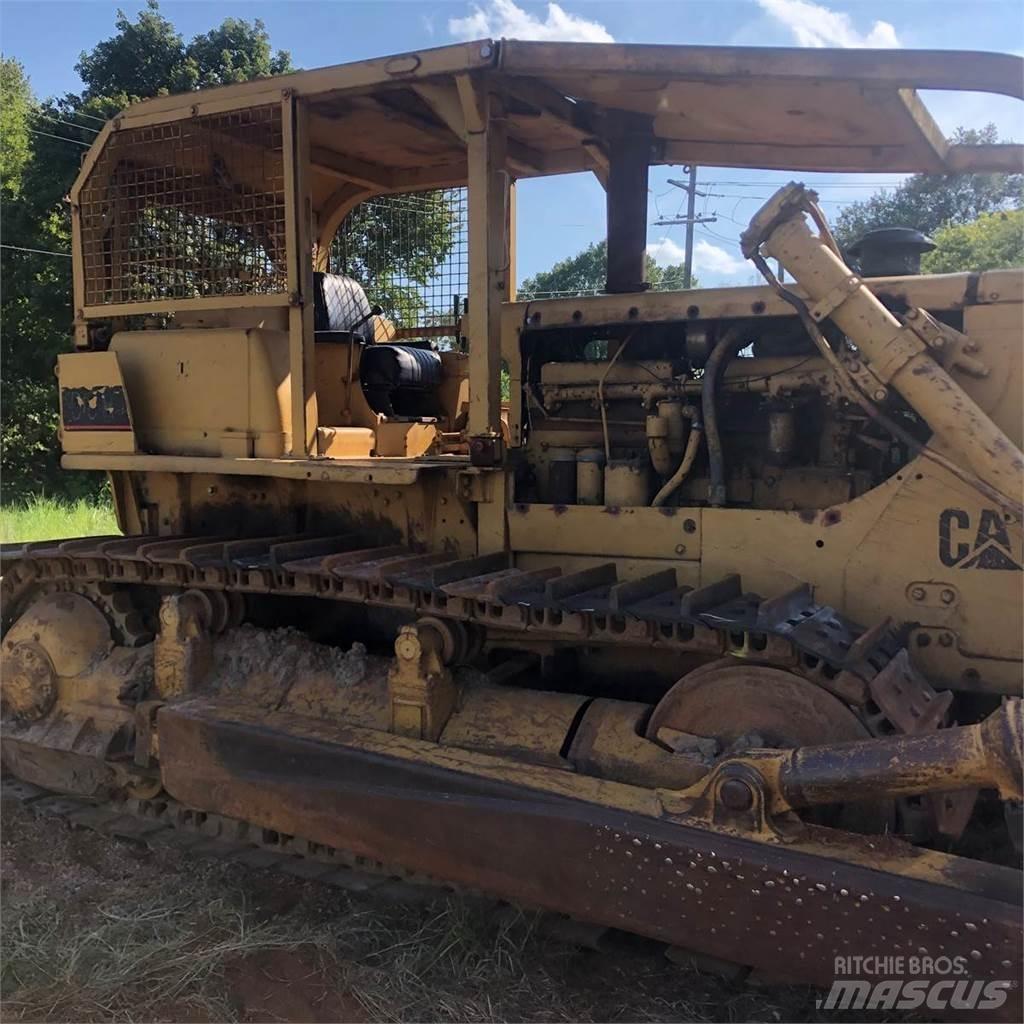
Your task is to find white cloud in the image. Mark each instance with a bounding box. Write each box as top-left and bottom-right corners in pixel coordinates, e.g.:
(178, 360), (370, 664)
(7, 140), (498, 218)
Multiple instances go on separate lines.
(448, 1), (614, 43)
(757, 0), (901, 48)
(648, 237), (747, 278)
(693, 240), (746, 276)
(647, 237), (687, 264)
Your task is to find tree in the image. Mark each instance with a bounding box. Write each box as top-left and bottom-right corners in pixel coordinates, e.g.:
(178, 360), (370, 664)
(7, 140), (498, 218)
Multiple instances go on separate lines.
(329, 192), (459, 326)
(0, 58), (32, 197)
(2, 2), (294, 501)
(921, 208), (1024, 274)
(834, 126), (1023, 252)
(518, 240), (694, 299)
(74, 1), (291, 100)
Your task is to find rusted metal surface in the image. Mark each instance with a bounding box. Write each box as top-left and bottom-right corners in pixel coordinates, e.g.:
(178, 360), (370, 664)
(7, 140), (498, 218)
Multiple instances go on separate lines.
(645, 663), (871, 748)
(154, 697), (1022, 1017)
(777, 700), (1023, 809)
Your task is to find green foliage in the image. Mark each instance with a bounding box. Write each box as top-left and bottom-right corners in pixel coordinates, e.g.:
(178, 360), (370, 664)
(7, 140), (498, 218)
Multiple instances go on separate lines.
(182, 18), (293, 88)
(518, 239), (694, 298)
(74, 1), (291, 100)
(0, 58), (32, 197)
(0, 496), (118, 544)
(921, 208), (1024, 274)
(834, 126), (1024, 251)
(331, 193), (459, 325)
(2, 2), (295, 502)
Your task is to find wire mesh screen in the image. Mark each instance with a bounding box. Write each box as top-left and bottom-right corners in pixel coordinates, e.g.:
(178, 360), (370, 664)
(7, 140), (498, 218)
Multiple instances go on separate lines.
(79, 105), (286, 307)
(329, 188), (467, 338)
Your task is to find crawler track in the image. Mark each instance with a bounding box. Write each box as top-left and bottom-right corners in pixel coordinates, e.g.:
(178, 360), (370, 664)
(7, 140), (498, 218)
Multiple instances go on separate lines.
(0, 530), (936, 733)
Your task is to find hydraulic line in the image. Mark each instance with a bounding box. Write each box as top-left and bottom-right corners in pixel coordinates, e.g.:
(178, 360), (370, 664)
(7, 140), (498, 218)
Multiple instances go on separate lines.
(701, 325), (750, 507)
(652, 421), (704, 507)
(598, 331), (637, 464)
(749, 250), (1023, 520)
(742, 184), (1024, 516)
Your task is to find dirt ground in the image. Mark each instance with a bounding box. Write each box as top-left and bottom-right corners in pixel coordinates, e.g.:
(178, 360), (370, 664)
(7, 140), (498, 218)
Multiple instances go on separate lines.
(1, 795), (893, 1024)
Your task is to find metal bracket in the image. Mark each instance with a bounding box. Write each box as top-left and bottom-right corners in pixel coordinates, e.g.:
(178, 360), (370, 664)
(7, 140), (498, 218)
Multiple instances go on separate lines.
(457, 467), (495, 503)
(905, 307), (990, 378)
(388, 622), (459, 741)
(662, 755), (797, 841)
(807, 273), (862, 323)
(867, 326), (928, 384)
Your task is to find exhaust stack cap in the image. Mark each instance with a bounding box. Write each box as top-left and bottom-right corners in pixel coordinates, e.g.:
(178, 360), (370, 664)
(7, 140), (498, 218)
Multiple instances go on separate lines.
(848, 227), (936, 277)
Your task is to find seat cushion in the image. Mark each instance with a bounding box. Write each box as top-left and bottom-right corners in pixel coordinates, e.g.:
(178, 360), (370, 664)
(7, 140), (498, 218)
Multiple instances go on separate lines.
(360, 344), (442, 392)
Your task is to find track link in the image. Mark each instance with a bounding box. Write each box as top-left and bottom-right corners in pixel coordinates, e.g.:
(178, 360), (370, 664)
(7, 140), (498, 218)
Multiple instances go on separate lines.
(0, 531), (926, 710)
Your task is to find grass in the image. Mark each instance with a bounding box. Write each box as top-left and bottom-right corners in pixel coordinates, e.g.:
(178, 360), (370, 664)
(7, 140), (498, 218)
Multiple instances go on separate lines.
(0, 496), (119, 545)
(1, 798), (876, 1024)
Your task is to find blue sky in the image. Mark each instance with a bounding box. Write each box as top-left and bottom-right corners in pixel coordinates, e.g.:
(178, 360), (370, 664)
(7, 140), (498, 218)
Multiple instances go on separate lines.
(3, 0), (1022, 286)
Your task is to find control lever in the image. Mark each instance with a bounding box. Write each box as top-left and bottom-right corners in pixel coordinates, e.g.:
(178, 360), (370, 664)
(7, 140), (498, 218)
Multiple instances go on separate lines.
(350, 304), (384, 335)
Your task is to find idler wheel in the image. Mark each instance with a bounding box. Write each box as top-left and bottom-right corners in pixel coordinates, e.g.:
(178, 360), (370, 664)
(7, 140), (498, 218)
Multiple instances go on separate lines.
(647, 662), (894, 833)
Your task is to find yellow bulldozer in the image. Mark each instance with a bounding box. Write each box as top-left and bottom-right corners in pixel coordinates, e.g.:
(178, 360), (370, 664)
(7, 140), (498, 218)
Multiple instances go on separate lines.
(3, 38), (1022, 1009)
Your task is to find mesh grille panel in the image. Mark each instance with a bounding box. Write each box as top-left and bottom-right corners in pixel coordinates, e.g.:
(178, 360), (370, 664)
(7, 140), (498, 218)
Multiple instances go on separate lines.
(79, 105), (286, 307)
(330, 188), (467, 338)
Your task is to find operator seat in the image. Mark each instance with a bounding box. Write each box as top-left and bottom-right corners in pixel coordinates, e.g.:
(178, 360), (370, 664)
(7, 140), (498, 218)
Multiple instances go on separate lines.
(312, 271), (443, 418)
(313, 271), (375, 343)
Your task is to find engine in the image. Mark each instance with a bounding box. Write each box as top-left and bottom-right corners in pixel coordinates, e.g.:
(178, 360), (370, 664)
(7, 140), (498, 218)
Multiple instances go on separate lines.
(514, 314), (924, 512)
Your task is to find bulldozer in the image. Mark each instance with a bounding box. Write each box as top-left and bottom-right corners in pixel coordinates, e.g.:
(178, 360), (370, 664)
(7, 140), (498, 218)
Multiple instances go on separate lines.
(3, 38), (1022, 1010)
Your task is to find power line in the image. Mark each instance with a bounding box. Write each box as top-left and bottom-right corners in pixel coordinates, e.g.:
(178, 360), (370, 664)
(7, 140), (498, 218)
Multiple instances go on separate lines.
(702, 179), (907, 188)
(696, 223), (745, 248)
(33, 112), (100, 135)
(28, 128), (91, 147)
(61, 109), (107, 124)
(0, 243), (72, 258)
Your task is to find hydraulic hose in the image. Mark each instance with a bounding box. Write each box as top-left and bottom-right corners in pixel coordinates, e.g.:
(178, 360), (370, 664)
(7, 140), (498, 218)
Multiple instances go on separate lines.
(652, 421), (704, 507)
(702, 325), (750, 507)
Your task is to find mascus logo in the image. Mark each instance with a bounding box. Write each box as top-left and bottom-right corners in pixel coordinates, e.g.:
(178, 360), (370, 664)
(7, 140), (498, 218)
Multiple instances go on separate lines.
(938, 508), (1022, 570)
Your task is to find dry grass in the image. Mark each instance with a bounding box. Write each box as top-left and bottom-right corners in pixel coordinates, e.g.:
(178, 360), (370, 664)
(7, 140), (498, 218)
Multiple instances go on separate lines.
(1, 798), (890, 1023)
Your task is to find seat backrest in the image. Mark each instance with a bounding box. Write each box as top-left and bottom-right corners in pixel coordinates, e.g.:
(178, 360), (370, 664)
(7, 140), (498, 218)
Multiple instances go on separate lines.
(313, 272), (373, 342)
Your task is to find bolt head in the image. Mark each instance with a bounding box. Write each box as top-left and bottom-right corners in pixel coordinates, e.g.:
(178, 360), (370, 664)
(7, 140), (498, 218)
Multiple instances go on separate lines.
(940, 588), (956, 605)
(873, 388), (887, 402)
(720, 778), (754, 811)
(911, 586), (926, 601)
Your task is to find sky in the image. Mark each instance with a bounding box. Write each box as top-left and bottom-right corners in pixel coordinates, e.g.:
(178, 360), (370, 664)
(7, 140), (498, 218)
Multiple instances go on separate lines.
(2, 0), (1022, 287)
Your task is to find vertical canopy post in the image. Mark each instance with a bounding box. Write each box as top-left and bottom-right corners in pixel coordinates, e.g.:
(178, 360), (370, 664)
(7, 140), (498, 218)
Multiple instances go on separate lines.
(463, 76), (510, 462)
(605, 112), (653, 294)
(283, 94), (317, 457)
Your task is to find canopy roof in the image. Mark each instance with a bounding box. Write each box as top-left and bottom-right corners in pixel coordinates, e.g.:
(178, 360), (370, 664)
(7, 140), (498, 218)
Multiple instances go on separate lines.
(104, 38), (1023, 194)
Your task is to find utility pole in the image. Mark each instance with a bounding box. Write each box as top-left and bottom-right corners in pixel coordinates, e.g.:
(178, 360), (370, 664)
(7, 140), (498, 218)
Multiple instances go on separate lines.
(651, 166), (717, 289)
(682, 164), (698, 290)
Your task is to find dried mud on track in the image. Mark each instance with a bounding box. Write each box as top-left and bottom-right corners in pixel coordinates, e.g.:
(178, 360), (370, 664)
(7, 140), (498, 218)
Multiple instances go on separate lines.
(1, 795), (898, 1023)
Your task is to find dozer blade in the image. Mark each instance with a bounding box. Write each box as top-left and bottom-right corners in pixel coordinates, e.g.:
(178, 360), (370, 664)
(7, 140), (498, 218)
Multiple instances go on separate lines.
(157, 698), (1022, 1017)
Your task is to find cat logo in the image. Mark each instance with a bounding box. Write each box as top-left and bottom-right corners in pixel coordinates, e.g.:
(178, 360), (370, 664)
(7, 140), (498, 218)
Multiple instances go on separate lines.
(938, 508), (1022, 570)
